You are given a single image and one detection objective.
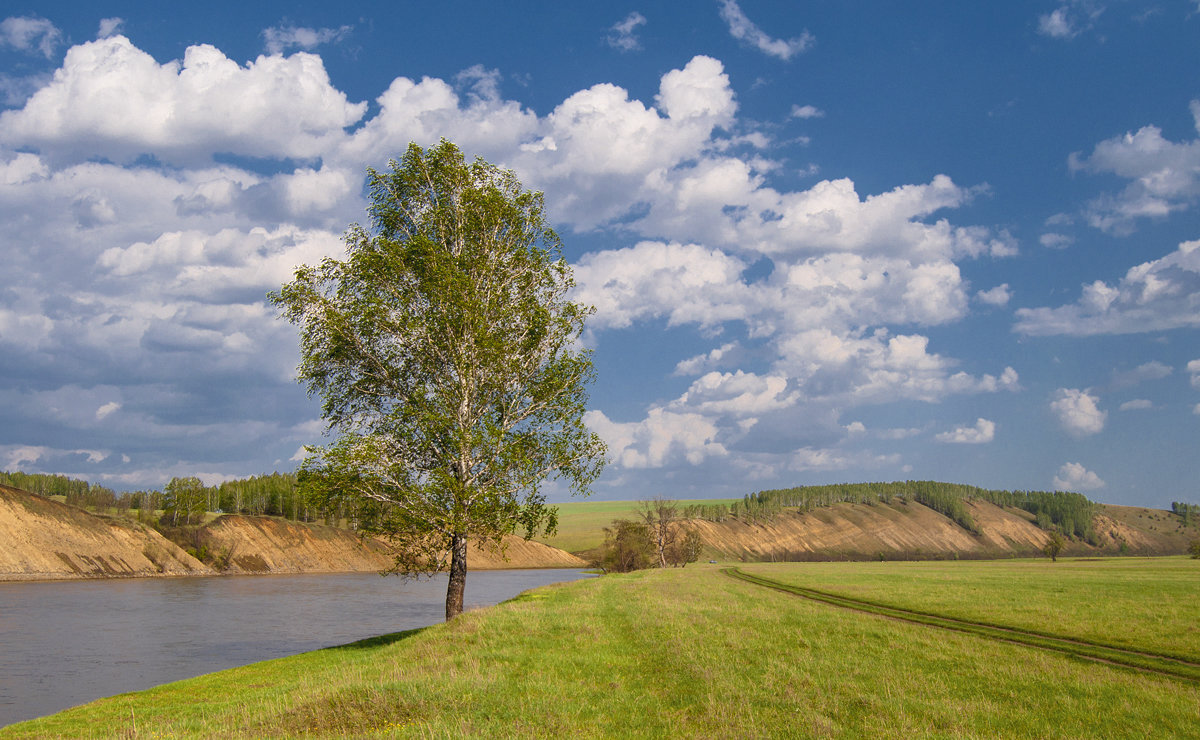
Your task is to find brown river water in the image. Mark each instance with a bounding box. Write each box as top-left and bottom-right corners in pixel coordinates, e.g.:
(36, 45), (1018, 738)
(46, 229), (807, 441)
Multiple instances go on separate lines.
(0, 569), (592, 727)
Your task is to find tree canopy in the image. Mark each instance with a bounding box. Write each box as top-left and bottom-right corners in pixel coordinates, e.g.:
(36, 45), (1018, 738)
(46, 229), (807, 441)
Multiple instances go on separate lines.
(272, 140), (606, 619)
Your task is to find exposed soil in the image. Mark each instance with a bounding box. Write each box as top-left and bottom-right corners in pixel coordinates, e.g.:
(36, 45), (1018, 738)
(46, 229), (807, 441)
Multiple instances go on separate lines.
(3, 482), (1191, 581)
(0, 485), (584, 582)
(687, 499), (1198, 561)
(199, 514), (585, 574)
(0, 484), (209, 580)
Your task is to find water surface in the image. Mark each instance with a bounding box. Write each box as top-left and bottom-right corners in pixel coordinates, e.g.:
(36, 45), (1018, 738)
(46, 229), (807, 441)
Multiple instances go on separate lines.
(0, 569), (591, 727)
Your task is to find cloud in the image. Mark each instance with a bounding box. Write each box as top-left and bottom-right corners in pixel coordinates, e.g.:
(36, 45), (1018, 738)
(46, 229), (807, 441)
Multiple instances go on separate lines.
(0, 16), (61, 59)
(1040, 232), (1074, 249)
(0, 34), (1036, 491)
(1070, 101), (1200, 234)
(1038, 8), (1077, 38)
(1, 444), (48, 469)
(718, 0), (813, 61)
(1050, 388), (1106, 436)
(1037, 2), (1104, 40)
(584, 408), (727, 469)
(262, 24), (352, 55)
(674, 342), (741, 376)
(669, 370), (797, 417)
(976, 283), (1011, 307)
(1053, 462), (1106, 491)
(1189, 359), (1200, 389)
(98, 18), (124, 39)
(0, 36), (367, 167)
(572, 241), (754, 331)
(935, 418), (996, 444)
(606, 12), (647, 52)
(1119, 399), (1152, 411)
(1014, 239), (1200, 335)
(790, 104), (824, 119)
(1109, 360), (1171, 389)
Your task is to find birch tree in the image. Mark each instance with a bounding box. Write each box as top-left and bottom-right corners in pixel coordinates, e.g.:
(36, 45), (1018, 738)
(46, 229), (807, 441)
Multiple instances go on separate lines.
(272, 140), (606, 619)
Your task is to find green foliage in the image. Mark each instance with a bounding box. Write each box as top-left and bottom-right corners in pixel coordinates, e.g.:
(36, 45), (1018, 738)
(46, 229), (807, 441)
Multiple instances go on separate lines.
(1189, 540), (1200, 559)
(666, 527), (704, 567)
(0, 470), (119, 510)
(694, 480), (1097, 540)
(1172, 501), (1200, 526)
(1043, 530), (1065, 562)
(271, 140), (605, 618)
(594, 518), (655, 573)
(162, 476), (206, 526)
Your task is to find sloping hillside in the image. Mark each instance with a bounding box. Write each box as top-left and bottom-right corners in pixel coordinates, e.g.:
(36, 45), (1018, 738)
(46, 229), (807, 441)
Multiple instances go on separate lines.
(199, 514), (585, 573)
(0, 484), (209, 580)
(684, 499), (1196, 561)
(0, 485), (585, 581)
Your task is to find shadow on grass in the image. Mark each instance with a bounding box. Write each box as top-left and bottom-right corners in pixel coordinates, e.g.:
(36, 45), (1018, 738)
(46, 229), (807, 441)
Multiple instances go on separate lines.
(322, 627), (428, 651)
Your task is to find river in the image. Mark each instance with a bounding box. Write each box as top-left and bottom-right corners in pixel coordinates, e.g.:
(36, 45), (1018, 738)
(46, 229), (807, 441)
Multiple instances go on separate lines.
(0, 569), (592, 728)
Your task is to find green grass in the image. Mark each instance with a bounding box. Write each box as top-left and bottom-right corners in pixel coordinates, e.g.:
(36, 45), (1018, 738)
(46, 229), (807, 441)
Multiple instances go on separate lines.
(738, 556), (1200, 659)
(535, 498), (737, 553)
(6, 557), (1199, 739)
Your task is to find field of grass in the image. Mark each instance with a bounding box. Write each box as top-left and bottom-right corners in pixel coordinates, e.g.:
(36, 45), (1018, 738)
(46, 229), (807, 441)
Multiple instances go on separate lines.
(5, 557), (1198, 739)
(739, 556), (1200, 658)
(534, 498), (736, 553)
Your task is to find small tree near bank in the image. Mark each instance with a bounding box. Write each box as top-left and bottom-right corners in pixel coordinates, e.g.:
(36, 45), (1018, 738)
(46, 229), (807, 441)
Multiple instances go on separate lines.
(1043, 529), (1065, 562)
(272, 140), (606, 620)
(1189, 540), (1200, 559)
(594, 499), (704, 572)
(639, 497), (680, 568)
(594, 519), (655, 573)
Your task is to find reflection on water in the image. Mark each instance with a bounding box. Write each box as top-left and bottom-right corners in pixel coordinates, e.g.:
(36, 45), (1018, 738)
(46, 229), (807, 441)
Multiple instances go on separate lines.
(0, 569), (591, 727)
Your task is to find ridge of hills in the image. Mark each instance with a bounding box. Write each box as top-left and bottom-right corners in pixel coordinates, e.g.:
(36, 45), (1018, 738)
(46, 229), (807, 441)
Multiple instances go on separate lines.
(2, 481), (1197, 583)
(0, 484), (583, 581)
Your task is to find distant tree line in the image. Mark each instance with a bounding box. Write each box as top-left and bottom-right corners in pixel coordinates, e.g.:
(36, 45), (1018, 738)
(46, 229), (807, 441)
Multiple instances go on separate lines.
(1, 469), (319, 523)
(1171, 502), (1200, 526)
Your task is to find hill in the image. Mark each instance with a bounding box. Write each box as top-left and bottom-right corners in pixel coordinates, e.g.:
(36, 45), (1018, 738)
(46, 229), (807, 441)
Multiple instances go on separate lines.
(541, 481), (1199, 561)
(0, 483), (209, 580)
(0, 485), (583, 582)
(684, 498), (1190, 561)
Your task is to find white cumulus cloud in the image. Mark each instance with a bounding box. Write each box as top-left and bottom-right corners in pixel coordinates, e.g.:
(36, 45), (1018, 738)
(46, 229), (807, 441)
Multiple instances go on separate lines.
(935, 418), (996, 444)
(0, 36), (367, 166)
(1050, 388), (1106, 436)
(1053, 462), (1106, 491)
(1014, 239), (1200, 335)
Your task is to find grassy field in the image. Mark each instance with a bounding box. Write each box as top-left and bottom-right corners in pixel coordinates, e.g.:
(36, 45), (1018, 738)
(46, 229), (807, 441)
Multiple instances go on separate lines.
(534, 498), (737, 553)
(739, 556), (1200, 659)
(5, 556), (1199, 738)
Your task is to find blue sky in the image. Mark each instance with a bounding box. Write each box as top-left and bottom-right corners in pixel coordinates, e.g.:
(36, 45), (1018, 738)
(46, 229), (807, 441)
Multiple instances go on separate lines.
(1, 1), (1198, 507)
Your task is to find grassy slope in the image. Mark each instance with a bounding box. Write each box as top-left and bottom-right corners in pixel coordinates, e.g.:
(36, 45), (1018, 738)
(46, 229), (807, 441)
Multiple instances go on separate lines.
(534, 498), (736, 553)
(6, 558), (1199, 739)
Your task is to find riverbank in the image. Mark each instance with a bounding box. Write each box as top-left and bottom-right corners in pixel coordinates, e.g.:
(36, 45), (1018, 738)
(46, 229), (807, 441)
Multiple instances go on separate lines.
(0, 569), (594, 728)
(4, 558), (1197, 738)
(0, 484), (584, 582)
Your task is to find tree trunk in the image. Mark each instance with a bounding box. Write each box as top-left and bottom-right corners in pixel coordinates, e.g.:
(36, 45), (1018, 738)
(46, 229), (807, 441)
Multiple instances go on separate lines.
(445, 532), (468, 620)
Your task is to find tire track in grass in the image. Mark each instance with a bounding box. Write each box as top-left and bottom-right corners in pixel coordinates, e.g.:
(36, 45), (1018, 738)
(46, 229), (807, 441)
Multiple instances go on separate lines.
(723, 567), (1200, 684)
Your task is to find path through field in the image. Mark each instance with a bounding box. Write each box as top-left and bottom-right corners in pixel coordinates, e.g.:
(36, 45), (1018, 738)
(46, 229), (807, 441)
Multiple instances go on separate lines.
(724, 567), (1200, 684)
